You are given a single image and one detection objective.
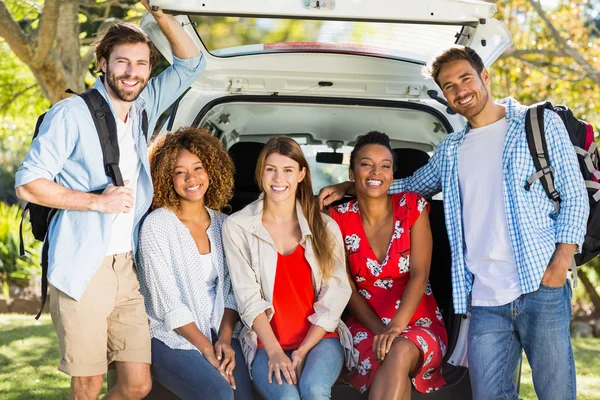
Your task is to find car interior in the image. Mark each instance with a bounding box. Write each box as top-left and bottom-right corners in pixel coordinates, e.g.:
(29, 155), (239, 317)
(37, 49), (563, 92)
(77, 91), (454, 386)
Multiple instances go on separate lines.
(133, 0), (516, 396)
(193, 99), (472, 399)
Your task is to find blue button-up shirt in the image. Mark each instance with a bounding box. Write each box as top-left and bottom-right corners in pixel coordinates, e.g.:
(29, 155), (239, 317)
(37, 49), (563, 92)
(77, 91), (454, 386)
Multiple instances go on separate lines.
(389, 97), (589, 314)
(15, 54), (205, 301)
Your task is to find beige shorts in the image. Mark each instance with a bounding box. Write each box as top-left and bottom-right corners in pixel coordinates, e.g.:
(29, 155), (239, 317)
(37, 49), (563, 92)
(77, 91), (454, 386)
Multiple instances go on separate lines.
(50, 252), (151, 376)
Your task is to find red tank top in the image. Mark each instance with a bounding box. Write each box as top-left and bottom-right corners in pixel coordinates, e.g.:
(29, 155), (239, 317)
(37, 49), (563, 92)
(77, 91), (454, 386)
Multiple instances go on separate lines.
(259, 244), (338, 350)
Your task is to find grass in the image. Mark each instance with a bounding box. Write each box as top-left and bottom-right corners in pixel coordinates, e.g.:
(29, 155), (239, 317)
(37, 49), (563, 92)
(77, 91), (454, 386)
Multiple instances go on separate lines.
(519, 335), (600, 400)
(0, 314), (599, 399)
(0, 314), (107, 400)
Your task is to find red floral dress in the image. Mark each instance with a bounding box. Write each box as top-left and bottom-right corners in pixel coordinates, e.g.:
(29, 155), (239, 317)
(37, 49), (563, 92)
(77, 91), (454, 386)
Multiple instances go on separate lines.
(330, 192), (447, 394)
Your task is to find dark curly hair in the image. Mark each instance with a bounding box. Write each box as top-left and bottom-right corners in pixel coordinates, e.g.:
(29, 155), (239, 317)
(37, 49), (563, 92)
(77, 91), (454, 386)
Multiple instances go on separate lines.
(149, 127), (234, 212)
(349, 131), (396, 172)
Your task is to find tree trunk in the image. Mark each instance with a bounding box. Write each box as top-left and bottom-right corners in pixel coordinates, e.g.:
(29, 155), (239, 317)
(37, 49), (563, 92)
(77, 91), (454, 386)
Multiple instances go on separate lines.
(579, 268), (600, 313)
(0, 0), (84, 104)
(55, 2), (86, 94)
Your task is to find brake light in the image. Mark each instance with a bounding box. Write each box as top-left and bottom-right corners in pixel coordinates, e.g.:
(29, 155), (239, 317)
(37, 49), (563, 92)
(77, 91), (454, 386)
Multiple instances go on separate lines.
(264, 42), (389, 56)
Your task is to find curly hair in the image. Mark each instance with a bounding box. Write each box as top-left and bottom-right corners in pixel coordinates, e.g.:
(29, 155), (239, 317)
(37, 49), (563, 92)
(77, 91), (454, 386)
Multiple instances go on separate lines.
(149, 127), (234, 212)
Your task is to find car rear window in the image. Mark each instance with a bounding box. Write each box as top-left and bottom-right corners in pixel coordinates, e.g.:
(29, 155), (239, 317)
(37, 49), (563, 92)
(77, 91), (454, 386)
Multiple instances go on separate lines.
(191, 16), (465, 64)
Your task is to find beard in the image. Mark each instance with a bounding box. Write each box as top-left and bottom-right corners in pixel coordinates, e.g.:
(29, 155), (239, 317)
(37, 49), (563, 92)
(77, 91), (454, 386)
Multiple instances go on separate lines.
(454, 89), (489, 120)
(105, 67), (149, 102)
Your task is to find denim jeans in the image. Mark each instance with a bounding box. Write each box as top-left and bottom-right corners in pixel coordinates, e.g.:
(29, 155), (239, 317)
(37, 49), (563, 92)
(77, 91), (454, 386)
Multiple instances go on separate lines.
(468, 281), (575, 400)
(251, 338), (344, 400)
(151, 337), (253, 400)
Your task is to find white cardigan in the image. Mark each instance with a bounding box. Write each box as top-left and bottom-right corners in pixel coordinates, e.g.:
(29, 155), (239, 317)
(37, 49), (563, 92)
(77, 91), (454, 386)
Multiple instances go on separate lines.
(222, 197), (358, 371)
(137, 207), (238, 351)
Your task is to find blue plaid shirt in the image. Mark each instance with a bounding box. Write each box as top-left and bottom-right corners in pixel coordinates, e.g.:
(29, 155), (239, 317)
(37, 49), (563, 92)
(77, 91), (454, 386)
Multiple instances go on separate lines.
(389, 97), (589, 314)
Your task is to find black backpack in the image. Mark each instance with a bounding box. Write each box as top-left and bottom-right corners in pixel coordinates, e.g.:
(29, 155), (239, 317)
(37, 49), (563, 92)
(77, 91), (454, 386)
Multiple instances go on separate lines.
(19, 88), (148, 319)
(524, 102), (600, 274)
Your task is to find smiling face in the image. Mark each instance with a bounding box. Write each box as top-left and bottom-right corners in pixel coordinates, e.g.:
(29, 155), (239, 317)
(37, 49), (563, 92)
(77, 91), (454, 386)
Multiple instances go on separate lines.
(350, 144), (394, 199)
(172, 148), (209, 206)
(101, 42), (151, 103)
(261, 152), (306, 205)
(438, 59), (491, 120)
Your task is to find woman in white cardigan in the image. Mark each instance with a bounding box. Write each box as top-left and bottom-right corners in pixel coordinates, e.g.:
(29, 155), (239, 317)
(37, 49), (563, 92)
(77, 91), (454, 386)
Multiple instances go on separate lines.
(223, 136), (357, 400)
(137, 128), (252, 400)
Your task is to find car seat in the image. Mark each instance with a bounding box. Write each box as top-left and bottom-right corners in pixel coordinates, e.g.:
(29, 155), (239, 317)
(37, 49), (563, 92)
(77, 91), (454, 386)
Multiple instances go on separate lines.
(392, 149), (453, 331)
(228, 142), (265, 213)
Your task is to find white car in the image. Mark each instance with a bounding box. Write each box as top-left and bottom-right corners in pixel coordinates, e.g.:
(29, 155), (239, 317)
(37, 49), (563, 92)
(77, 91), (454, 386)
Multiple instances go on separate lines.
(141, 1), (515, 398)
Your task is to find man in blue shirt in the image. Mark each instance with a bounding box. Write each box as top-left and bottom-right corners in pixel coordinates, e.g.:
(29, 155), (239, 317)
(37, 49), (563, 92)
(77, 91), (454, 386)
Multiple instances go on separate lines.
(15, 1), (204, 398)
(318, 47), (589, 399)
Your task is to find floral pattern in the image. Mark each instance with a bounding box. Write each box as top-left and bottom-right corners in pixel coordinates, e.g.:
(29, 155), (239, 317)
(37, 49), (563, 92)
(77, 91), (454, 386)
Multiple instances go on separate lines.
(374, 279), (393, 290)
(354, 331), (368, 345)
(398, 255), (410, 274)
(345, 234), (361, 252)
(366, 258), (383, 277)
(330, 192), (447, 394)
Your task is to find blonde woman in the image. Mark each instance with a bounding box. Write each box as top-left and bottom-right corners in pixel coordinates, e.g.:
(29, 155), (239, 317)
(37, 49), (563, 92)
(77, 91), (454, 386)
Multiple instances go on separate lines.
(223, 136), (356, 400)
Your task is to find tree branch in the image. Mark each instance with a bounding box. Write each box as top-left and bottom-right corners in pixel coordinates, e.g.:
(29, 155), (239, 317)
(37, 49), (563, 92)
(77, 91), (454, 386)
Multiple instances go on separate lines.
(579, 267), (600, 315)
(0, 84), (37, 113)
(76, 0), (136, 10)
(0, 1), (34, 62)
(499, 48), (564, 60)
(520, 59), (586, 82)
(527, 0), (600, 86)
(33, 0), (61, 62)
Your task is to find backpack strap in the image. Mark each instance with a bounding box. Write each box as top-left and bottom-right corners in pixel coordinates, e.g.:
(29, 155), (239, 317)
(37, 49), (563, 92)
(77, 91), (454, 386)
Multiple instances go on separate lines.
(524, 102), (561, 213)
(34, 207), (57, 320)
(19, 204), (29, 257)
(586, 180), (600, 202)
(35, 237), (51, 320)
(524, 102), (580, 286)
(574, 142), (600, 182)
(32, 89), (126, 319)
(141, 109), (149, 143)
(78, 89), (124, 187)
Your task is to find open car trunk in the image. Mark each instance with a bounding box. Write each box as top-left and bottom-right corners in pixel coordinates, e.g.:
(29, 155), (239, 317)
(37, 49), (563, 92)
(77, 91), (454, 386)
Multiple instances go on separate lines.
(136, 0), (517, 398)
(143, 0), (511, 99)
(170, 96), (471, 399)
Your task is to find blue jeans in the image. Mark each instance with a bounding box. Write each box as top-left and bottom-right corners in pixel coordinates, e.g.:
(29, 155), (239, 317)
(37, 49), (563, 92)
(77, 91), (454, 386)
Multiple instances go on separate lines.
(468, 282), (575, 400)
(251, 338), (344, 400)
(151, 337), (253, 400)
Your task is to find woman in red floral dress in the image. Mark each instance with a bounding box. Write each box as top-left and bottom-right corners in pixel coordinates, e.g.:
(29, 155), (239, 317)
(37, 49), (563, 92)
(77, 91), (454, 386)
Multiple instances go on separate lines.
(329, 131), (447, 399)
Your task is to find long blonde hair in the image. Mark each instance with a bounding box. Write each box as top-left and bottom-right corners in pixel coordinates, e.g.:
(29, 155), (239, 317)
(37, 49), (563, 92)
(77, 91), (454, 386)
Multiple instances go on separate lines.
(255, 136), (336, 280)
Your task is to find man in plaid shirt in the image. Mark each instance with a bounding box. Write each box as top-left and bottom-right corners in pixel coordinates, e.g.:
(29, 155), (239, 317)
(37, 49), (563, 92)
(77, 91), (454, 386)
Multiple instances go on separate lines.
(318, 47), (589, 399)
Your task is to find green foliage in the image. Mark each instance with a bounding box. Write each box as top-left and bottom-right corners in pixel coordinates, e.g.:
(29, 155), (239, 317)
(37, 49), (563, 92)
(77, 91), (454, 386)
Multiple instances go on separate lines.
(0, 203), (41, 296)
(492, 0), (600, 131)
(0, 39), (49, 203)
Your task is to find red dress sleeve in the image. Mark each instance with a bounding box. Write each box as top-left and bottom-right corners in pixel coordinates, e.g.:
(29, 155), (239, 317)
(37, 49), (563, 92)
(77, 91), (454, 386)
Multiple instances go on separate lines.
(391, 192), (429, 228)
(409, 192), (429, 228)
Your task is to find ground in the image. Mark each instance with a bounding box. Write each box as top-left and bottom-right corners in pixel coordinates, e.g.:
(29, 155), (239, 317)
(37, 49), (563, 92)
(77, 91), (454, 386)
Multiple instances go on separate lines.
(1, 314), (598, 400)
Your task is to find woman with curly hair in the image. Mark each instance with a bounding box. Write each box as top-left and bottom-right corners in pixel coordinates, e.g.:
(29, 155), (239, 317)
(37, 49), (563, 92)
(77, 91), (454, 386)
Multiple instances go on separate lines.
(137, 127), (253, 400)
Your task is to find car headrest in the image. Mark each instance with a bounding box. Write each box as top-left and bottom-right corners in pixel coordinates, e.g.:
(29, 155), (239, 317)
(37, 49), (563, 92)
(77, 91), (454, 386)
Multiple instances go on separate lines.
(392, 148), (430, 179)
(228, 142), (264, 192)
